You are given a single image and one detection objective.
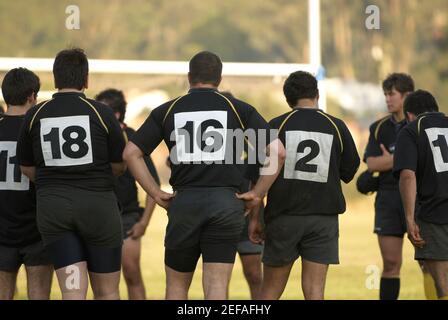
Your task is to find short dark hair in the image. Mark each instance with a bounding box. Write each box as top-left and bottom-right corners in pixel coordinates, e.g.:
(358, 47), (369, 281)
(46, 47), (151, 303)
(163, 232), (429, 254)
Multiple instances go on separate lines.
(404, 90), (439, 117)
(95, 88), (127, 122)
(53, 48), (89, 90)
(283, 71), (319, 107)
(1, 68), (40, 106)
(189, 51), (222, 86)
(382, 73), (414, 95)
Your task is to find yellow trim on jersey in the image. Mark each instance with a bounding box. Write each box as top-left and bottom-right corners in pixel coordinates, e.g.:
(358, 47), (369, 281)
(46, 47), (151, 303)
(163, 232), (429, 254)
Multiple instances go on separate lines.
(163, 95), (187, 125)
(317, 110), (344, 154)
(278, 110), (299, 134)
(79, 97), (109, 134)
(0, 116), (4, 123)
(123, 130), (129, 143)
(418, 116), (427, 136)
(29, 99), (53, 131)
(215, 91), (245, 130)
(374, 116), (391, 141)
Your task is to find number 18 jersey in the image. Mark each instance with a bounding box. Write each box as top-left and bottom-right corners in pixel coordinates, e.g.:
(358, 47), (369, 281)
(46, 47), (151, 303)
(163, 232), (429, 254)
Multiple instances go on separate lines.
(17, 92), (126, 191)
(265, 108), (360, 221)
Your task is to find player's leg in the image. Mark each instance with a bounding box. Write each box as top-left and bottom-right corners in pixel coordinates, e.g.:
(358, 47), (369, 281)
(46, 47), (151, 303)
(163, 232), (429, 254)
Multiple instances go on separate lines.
(239, 254), (263, 299)
(89, 270), (121, 300)
(122, 236), (145, 300)
(378, 235), (403, 299)
(22, 240), (53, 300)
(0, 245), (20, 299)
(260, 263), (294, 300)
(300, 215), (339, 300)
(301, 259), (329, 300)
(202, 263), (234, 300)
(419, 261), (438, 300)
(424, 260), (448, 299)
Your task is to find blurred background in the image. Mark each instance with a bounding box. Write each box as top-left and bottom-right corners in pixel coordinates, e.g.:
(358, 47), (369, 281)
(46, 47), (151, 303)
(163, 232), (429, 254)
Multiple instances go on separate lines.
(1, 0), (447, 299)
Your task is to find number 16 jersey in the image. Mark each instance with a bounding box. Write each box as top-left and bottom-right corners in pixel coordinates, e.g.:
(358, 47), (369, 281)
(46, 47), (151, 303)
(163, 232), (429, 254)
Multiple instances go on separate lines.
(17, 92), (126, 191)
(265, 108), (360, 221)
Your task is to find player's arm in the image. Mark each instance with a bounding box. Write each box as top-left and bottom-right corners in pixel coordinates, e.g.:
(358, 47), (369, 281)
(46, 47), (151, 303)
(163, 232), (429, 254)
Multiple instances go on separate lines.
(365, 123), (393, 172)
(104, 106), (127, 176)
(20, 165), (35, 182)
(394, 128), (424, 248)
(339, 121), (361, 183)
(111, 162), (126, 176)
(237, 138), (286, 213)
(123, 142), (174, 209)
(248, 203), (264, 244)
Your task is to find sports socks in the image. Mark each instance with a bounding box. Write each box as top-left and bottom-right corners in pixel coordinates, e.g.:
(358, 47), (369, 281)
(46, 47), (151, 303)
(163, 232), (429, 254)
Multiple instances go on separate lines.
(380, 277), (400, 300)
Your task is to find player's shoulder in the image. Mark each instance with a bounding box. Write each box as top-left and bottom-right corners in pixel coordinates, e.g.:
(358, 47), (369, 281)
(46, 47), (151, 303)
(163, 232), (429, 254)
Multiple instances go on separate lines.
(269, 112), (291, 129)
(369, 115), (391, 131)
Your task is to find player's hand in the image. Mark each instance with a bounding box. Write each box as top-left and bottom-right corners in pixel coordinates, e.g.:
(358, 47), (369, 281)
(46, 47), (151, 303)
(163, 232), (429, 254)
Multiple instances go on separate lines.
(380, 144), (393, 160)
(248, 218), (264, 245)
(127, 222), (147, 240)
(236, 191), (262, 215)
(407, 221), (425, 248)
(154, 189), (175, 210)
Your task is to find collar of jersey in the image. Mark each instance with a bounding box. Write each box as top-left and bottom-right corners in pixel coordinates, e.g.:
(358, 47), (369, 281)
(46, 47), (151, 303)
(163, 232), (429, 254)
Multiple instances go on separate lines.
(417, 112), (444, 119)
(52, 92), (86, 98)
(188, 88), (218, 93)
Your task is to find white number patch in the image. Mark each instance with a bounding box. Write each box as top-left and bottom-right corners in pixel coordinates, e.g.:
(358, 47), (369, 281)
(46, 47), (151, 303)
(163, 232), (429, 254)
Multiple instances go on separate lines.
(284, 131), (333, 183)
(0, 141), (30, 191)
(426, 127), (448, 173)
(40, 116), (93, 166)
(174, 111), (227, 162)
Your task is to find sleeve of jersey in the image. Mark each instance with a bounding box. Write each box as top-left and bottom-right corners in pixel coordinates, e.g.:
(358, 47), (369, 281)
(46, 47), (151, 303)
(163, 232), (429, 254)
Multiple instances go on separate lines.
(130, 110), (164, 156)
(104, 109), (126, 163)
(16, 111), (35, 166)
(392, 127), (418, 179)
(144, 156), (161, 186)
(339, 121), (361, 183)
(363, 123), (381, 162)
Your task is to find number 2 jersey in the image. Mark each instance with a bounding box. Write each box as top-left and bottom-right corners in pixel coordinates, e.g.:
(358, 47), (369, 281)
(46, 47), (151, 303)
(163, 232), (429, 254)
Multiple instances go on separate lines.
(265, 108), (360, 221)
(17, 92), (126, 191)
(0, 114), (41, 247)
(393, 112), (448, 224)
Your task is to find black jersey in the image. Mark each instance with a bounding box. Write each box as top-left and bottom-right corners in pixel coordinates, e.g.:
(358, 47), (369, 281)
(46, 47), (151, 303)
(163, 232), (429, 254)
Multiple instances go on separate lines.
(114, 126), (160, 214)
(17, 92), (126, 192)
(265, 108), (360, 221)
(364, 116), (407, 190)
(130, 88), (272, 189)
(394, 112), (448, 224)
(0, 115), (41, 247)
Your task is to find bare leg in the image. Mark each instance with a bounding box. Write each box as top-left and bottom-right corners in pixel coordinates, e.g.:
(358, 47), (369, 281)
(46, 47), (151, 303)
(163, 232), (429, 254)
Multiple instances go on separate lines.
(425, 260), (448, 299)
(89, 271), (121, 300)
(122, 238), (146, 300)
(55, 262), (89, 300)
(240, 254), (263, 299)
(25, 265), (53, 300)
(165, 265), (194, 300)
(0, 271), (18, 300)
(260, 263), (294, 300)
(301, 259), (328, 300)
(378, 235), (403, 300)
(202, 263), (234, 300)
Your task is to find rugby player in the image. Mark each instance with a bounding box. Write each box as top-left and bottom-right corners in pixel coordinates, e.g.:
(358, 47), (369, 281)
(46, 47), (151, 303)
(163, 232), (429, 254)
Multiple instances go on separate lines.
(394, 90), (448, 300)
(16, 48), (127, 300)
(250, 71), (360, 300)
(0, 68), (53, 300)
(96, 88), (160, 300)
(123, 51), (285, 300)
(363, 74), (435, 299)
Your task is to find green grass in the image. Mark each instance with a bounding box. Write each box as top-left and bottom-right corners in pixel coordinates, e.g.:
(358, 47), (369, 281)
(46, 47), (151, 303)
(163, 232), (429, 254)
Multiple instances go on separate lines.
(14, 195), (425, 300)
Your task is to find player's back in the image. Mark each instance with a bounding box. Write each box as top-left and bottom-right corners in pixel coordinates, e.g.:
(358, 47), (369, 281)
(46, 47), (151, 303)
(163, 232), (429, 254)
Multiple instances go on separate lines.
(17, 92), (125, 191)
(0, 114), (40, 247)
(265, 108), (359, 220)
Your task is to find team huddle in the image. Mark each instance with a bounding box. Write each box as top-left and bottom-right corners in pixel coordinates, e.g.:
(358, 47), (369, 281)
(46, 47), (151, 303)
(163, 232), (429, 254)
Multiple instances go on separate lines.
(0, 48), (447, 300)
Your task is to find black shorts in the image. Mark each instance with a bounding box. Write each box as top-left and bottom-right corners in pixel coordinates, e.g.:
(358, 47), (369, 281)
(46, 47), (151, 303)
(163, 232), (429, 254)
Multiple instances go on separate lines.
(165, 187), (245, 272)
(36, 186), (123, 273)
(122, 212), (141, 240)
(374, 189), (407, 237)
(263, 214), (339, 267)
(0, 241), (51, 272)
(415, 217), (448, 261)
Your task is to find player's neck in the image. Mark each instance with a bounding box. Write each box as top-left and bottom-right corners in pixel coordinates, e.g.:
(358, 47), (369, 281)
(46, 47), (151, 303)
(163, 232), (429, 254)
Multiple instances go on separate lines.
(392, 110), (405, 122)
(58, 88), (85, 93)
(189, 83), (218, 90)
(294, 99), (318, 109)
(5, 105), (29, 116)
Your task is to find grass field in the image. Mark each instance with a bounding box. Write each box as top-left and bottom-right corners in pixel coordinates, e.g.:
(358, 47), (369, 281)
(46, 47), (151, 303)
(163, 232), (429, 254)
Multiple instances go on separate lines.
(14, 194), (425, 300)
